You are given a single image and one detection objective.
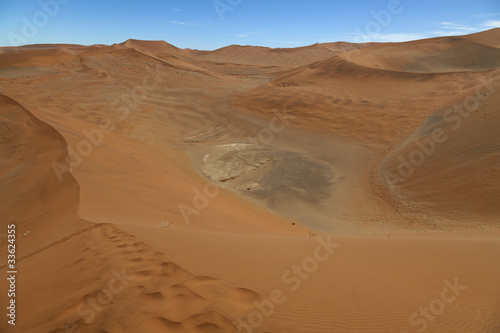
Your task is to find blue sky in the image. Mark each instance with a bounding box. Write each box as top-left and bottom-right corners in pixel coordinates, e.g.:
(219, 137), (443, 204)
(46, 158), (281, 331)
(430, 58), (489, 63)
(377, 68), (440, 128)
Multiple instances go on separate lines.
(0, 0), (499, 50)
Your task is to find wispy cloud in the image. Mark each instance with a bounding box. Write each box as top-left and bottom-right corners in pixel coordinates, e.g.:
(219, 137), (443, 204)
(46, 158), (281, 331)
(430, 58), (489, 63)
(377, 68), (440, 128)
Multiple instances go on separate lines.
(348, 19), (497, 44)
(433, 22), (480, 35)
(482, 20), (500, 28)
(169, 20), (197, 26)
(174, 8), (181, 12)
(430, 20), (499, 37)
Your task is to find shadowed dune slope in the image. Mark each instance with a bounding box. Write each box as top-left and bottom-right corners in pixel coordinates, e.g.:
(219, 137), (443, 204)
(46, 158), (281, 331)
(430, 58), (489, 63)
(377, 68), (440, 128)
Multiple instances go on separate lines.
(0, 93), (83, 250)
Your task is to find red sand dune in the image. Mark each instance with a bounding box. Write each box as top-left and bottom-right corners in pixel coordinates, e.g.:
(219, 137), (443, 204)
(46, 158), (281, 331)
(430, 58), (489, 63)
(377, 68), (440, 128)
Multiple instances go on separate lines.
(1, 29), (499, 332)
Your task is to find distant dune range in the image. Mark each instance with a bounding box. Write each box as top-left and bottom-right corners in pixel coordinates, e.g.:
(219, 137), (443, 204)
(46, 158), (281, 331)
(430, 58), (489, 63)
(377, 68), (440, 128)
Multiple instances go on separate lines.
(0, 29), (499, 332)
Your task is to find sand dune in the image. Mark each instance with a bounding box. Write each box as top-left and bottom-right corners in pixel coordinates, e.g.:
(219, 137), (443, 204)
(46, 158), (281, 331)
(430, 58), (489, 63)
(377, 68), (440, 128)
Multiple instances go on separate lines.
(381, 70), (500, 224)
(463, 28), (500, 48)
(1, 29), (499, 333)
(0, 93), (273, 332)
(341, 33), (500, 73)
(0, 93), (83, 250)
(233, 52), (494, 144)
(120, 38), (375, 75)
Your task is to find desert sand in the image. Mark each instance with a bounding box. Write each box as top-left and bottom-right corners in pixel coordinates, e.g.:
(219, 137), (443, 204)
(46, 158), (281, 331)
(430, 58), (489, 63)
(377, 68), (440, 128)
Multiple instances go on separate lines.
(0, 29), (499, 332)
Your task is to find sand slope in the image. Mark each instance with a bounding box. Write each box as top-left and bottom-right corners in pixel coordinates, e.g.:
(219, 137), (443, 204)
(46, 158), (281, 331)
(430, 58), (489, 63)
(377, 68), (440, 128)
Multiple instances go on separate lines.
(341, 30), (500, 73)
(0, 93), (83, 252)
(381, 70), (500, 225)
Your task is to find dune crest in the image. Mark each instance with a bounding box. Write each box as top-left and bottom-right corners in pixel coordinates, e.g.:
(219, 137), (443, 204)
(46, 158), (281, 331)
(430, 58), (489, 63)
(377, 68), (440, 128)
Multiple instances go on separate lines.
(340, 29), (500, 73)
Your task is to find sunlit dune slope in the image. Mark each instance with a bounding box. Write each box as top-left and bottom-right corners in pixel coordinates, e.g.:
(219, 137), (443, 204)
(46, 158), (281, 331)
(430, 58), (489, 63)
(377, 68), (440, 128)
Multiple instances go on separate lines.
(120, 38), (377, 75)
(190, 42), (363, 68)
(230, 30), (500, 230)
(120, 39), (189, 57)
(0, 94), (272, 333)
(234, 54), (488, 145)
(341, 28), (500, 73)
(380, 70), (500, 223)
(463, 27), (500, 48)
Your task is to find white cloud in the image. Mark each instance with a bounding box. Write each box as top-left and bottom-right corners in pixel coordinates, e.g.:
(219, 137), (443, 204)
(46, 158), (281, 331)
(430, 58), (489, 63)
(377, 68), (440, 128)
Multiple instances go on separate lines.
(169, 21), (197, 26)
(350, 20), (497, 44)
(431, 20), (499, 36)
(437, 22), (479, 34)
(482, 20), (500, 28)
